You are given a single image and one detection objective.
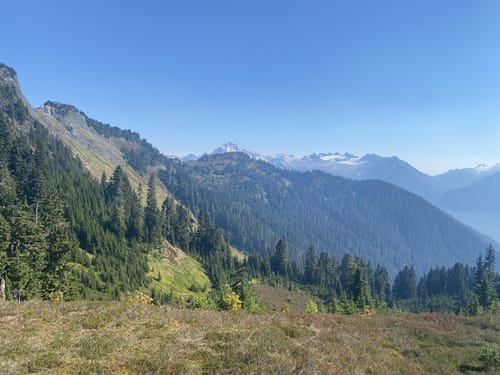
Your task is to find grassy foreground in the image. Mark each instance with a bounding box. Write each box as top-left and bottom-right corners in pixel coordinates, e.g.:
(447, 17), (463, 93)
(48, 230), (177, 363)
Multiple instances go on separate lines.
(0, 301), (499, 374)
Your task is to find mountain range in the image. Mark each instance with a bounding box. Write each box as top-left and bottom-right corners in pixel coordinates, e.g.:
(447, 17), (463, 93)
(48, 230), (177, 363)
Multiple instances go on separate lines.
(186, 143), (500, 243)
(0, 62), (497, 281)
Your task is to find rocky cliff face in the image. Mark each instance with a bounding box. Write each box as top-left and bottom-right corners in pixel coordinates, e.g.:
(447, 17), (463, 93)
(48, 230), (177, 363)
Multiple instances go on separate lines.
(0, 64), (32, 130)
(0, 64), (26, 108)
(40, 101), (87, 129)
(34, 101), (125, 167)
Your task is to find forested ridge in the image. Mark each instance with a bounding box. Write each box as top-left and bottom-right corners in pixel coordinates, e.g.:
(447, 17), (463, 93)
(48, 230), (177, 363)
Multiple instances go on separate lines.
(159, 152), (492, 276)
(0, 62), (499, 315)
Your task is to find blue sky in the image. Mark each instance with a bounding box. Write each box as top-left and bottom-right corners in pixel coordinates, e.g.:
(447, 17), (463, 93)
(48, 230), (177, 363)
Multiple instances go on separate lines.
(1, 0), (500, 175)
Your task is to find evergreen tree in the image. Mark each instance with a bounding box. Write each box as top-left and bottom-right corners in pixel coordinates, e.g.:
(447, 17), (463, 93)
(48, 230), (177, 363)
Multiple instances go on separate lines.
(303, 245), (318, 284)
(7, 203), (47, 299)
(108, 166), (128, 236)
(372, 265), (389, 303)
(340, 254), (357, 296)
(144, 174), (161, 244)
(317, 252), (331, 289)
(271, 237), (289, 277)
(174, 205), (191, 251)
(473, 254), (484, 294)
(484, 244), (496, 282)
(0, 116), (13, 163)
(351, 265), (370, 309)
(127, 185), (144, 242)
(393, 266), (417, 300)
(40, 190), (76, 297)
(472, 248), (496, 310)
(0, 212), (11, 278)
(161, 197), (177, 243)
(447, 263), (468, 305)
(0, 166), (16, 206)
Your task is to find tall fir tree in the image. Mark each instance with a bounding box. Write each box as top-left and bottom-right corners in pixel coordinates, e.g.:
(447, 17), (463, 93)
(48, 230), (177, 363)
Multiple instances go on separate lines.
(144, 174), (161, 245)
(271, 237), (289, 277)
(303, 245), (318, 284)
(393, 266), (417, 300)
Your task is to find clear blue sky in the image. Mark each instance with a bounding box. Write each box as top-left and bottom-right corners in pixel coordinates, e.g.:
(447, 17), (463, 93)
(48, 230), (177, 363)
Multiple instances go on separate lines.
(1, 0), (499, 175)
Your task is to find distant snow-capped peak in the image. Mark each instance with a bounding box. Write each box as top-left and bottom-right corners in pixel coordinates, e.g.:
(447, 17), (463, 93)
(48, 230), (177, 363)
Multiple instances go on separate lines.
(184, 143), (419, 176)
(181, 142), (261, 162)
(317, 152), (362, 164)
(188, 143), (372, 169)
(212, 142), (244, 154)
(211, 142), (267, 161)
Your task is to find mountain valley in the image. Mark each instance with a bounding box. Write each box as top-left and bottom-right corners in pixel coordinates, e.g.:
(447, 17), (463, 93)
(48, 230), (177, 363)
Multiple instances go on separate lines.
(0, 62), (498, 317)
(194, 142), (500, 244)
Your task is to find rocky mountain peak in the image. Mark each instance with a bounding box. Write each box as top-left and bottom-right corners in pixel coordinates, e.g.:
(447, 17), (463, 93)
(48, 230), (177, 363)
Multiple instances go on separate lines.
(40, 101), (88, 129)
(0, 63), (18, 83)
(0, 63), (30, 114)
(41, 101), (80, 116)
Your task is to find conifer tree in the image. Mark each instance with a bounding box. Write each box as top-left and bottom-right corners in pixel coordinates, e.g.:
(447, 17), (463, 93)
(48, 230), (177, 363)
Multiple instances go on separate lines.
(304, 245), (318, 284)
(174, 205), (190, 251)
(340, 254), (357, 296)
(351, 266), (370, 309)
(472, 247), (497, 310)
(108, 166), (128, 236)
(484, 244), (496, 282)
(271, 237), (289, 277)
(373, 265), (389, 302)
(40, 190), (76, 297)
(0, 213), (11, 278)
(144, 174), (161, 245)
(161, 197), (176, 243)
(393, 266), (417, 300)
(8, 203), (47, 299)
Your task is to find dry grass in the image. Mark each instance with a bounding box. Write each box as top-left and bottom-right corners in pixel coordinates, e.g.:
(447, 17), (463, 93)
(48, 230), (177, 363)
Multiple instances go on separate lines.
(252, 283), (320, 313)
(0, 301), (499, 374)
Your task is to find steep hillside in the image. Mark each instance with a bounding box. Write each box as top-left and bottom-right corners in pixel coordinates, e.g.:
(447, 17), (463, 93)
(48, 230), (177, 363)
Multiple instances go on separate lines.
(0, 63), (214, 302)
(0, 111), (145, 298)
(32, 101), (170, 202)
(160, 152), (491, 276)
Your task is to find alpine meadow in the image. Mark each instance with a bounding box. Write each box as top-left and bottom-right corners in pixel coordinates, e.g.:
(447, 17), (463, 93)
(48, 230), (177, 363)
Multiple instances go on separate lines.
(1, 2), (500, 373)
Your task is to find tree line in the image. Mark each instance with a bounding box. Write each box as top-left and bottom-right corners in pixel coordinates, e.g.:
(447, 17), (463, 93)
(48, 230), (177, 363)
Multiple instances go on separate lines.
(209, 234), (497, 314)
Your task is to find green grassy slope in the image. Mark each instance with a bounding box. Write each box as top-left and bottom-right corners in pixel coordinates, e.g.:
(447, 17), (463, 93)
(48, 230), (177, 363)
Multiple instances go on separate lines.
(146, 245), (211, 303)
(1, 302), (498, 374)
